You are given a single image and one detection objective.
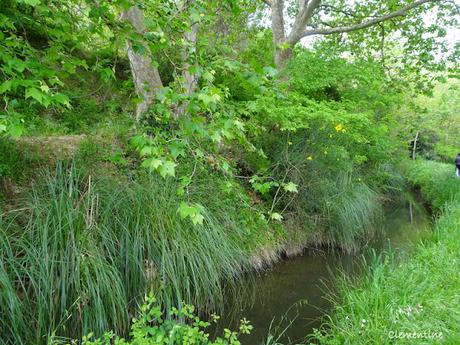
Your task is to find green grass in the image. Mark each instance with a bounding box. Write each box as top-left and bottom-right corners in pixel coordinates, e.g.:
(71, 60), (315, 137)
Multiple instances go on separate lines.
(262, 133), (383, 252)
(405, 160), (460, 210)
(309, 160), (460, 344)
(0, 162), (275, 345)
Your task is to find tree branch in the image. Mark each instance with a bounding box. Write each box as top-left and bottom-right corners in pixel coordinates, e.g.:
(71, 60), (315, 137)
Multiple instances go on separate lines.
(300, 0), (439, 38)
(288, 0), (322, 43)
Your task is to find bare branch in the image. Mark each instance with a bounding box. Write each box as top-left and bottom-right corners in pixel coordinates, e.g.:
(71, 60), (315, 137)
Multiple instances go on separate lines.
(300, 0), (440, 38)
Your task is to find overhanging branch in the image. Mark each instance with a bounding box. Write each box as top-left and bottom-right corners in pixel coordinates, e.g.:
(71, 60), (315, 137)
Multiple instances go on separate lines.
(300, 0), (440, 38)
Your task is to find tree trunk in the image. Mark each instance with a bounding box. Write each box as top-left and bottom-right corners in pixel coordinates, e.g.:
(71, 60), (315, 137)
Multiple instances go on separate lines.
(174, 0), (198, 118)
(271, 0), (290, 70)
(274, 45), (293, 70)
(121, 6), (163, 121)
(182, 24), (198, 96)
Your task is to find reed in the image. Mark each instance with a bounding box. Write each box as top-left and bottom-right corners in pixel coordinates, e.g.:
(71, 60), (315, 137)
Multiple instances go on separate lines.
(0, 163), (267, 344)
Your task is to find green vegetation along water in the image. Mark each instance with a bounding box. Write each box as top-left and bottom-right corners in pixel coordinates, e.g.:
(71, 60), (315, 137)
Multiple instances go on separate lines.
(212, 193), (430, 344)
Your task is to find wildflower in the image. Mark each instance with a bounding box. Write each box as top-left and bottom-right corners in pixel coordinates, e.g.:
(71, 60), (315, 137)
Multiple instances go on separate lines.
(307, 155), (313, 161)
(335, 124), (343, 132)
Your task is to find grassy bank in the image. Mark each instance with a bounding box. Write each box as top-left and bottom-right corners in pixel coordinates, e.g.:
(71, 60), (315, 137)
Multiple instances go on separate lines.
(0, 132), (393, 344)
(0, 156), (281, 344)
(310, 160), (460, 344)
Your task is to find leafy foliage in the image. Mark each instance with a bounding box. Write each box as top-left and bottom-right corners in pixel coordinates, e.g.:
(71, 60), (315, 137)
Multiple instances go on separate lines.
(75, 294), (252, 345)
(0, 0), (458, 344)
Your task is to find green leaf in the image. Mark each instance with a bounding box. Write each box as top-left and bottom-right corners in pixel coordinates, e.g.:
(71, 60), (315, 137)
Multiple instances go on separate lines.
(169, 142), (186, 159)
(141, 158), (162, 171)
(210, 131), (222, 143)
(20, 0), (40, 6)
(8, 124), (23, 138)
(9, 59), (27, 72)
(158, 160), (176, 178)
(270, 212), (283, 221)
(221, 161), (231, 173)
(283, 182), (299, 193)
(52, 93), (71, 108)
(0, 80), (12, 94)
(40, 84), (50, 93)
(190, 213), (205, 225)
(197, 93), (213, 107)
(177, 202), (196, 219)
(139, 146), (154, 157)
(25, 88), (43, 104)
(177, 202), (205, 225)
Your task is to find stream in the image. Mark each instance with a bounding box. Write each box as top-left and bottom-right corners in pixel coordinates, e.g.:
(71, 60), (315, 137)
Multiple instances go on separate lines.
(211, 193), (431, 344)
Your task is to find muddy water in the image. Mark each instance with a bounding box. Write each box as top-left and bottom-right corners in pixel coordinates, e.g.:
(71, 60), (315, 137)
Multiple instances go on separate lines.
(212, 193), (430, 344)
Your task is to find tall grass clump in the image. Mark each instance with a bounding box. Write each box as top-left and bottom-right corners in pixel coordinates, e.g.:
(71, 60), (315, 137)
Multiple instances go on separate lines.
(260, 133), (382, 252)
(323, 175), (381, 251)
(310, 160), (460, 344)
(0, 162), (269, 344)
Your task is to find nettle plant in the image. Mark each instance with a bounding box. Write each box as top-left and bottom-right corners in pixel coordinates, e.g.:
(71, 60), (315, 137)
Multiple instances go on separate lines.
(76, 293), (252, 345)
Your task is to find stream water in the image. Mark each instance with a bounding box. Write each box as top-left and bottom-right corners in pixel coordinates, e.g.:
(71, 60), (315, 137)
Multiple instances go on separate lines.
(211, 193), (430, 344)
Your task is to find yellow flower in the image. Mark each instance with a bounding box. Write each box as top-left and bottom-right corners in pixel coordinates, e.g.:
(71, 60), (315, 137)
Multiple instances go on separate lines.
(307, 155), (313, 161)
(335, 124), (344, 132)
(288, 141), (293, 145)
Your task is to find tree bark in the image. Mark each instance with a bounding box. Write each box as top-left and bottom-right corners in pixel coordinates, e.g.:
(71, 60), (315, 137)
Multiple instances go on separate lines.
(182, 23), (198, 96)
(121, 6), (163, 121)
(274, 46), (293, 69)
(271, 0), (290, 69)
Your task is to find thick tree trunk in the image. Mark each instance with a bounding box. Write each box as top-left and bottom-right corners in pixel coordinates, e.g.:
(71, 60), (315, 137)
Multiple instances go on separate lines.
(274, 45), (293, 70)
(121, 6), (163, 121)
(271, 0), (289, 70)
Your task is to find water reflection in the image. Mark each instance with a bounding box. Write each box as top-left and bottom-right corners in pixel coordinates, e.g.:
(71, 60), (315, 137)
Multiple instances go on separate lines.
(211, 193), (430, 344)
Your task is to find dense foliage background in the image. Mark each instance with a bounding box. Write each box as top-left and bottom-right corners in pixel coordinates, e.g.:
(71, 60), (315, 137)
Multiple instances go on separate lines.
(0, 0), (458, 344)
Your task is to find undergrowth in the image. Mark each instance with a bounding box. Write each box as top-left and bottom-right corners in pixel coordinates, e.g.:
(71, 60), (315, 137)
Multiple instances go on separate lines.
(0, 162), (274, 344)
